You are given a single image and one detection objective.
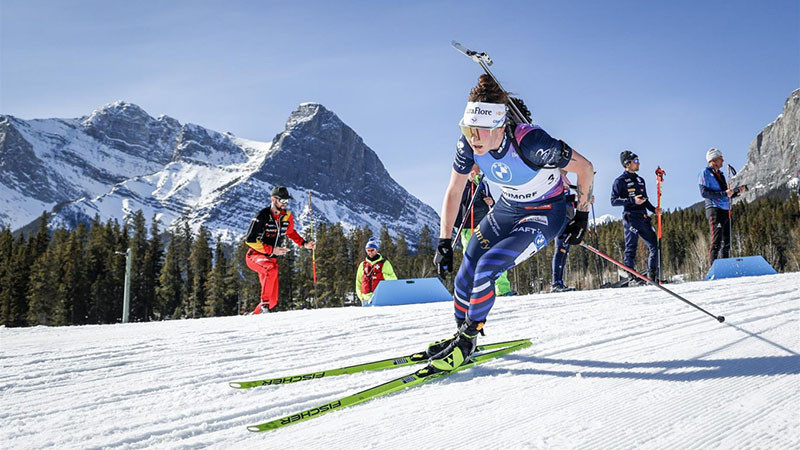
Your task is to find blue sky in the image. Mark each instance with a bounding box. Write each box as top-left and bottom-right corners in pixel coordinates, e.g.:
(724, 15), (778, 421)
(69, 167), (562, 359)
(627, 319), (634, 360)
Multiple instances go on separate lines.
(1, 0), (798, 219)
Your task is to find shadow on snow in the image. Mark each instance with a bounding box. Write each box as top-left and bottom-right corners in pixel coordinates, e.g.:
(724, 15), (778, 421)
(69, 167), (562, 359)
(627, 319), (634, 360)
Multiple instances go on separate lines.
(490, 354), (800, 382)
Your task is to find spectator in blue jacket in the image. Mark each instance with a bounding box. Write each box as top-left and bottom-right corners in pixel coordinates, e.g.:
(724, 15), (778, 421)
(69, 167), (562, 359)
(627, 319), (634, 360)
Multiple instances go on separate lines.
(611, 151), (661, 283)
(699, 148), (746, 264)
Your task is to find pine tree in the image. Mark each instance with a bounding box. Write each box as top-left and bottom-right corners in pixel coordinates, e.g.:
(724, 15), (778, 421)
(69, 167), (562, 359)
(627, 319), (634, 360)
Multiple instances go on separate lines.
(204, 237), (234, 317)
(275, 245), (296, 312)
(190, 226), (212, 318)
(60, 224), (89, 325)
(30, 213), (51, 256)
(392, 232), (408, 279)
(325, 223), (350, 307)
(413, 225), (436, 279)
(156, 231), (184, 319)
(378, 226), (395, 261)
(177, 222), (194, 318)
(310, 223), (332, 307)
(49, 228), (72, 326)
(5, 234), (33, 327)
(223, 243), (240, 315)
(27, 247), (58, 326)
(0, 227), (15, 325)
(236, 240), (262, 314)
(127, 211), (150, 321)
(292, 238), (315, 310)
(107, 220), (129, 323)
(141, 216), (164, 320)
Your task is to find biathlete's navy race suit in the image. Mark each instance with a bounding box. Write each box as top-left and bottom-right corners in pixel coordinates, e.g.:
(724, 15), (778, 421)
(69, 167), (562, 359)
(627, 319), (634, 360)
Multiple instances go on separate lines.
(451, 124), (571, 323)
(429, 78), (593, 372)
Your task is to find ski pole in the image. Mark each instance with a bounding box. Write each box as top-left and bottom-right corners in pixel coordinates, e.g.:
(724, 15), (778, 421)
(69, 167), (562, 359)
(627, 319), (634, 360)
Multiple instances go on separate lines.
(452, 182), (483, 251)
(727, 164), (735, 256)
(437, 186), (482, 282)
(590, 203), (603, 285)
(308, 191), (317, 284)
(308, 191), (317, 309)
(655, 166), (665, 280)
(580, 243), (725, 323)
(452, 41), (528, 126)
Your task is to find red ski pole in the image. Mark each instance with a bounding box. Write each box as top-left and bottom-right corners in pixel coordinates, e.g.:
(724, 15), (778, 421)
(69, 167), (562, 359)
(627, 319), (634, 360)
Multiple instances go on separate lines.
(581, 243), (724, 323)
(655, 166), (666, 280)
(308, 191), (317, 284)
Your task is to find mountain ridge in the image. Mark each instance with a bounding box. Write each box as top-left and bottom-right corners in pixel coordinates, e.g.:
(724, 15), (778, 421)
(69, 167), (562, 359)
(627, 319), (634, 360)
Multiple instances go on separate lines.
(0, 101), (440, 242)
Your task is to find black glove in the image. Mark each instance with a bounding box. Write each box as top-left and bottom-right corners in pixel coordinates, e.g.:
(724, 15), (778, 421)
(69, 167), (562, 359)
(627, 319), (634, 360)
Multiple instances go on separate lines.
(433, 238), (454, 279)
(563, 210), (589, 245)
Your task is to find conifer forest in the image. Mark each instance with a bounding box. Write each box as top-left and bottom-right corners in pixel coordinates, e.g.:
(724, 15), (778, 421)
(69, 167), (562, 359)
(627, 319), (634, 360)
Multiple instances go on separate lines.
(1, 195), (798, 327)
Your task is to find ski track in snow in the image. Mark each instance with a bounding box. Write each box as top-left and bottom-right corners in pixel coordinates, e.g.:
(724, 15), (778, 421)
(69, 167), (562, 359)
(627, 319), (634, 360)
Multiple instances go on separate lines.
(1, 273), (798, 449)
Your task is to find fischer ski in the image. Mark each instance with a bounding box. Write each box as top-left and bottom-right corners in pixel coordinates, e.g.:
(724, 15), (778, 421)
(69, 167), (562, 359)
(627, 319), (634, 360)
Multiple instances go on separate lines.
(245, 338), (531, 432)
(229, 338), (530, 389)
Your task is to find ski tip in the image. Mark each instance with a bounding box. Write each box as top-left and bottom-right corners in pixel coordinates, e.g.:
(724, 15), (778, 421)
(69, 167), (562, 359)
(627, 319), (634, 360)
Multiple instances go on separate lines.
(247, 425), (262, 432)
(229, 382), (245, 389)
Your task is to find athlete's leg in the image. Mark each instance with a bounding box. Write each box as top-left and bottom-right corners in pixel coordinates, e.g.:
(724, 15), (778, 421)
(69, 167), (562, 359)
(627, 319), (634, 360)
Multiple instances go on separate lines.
(623, 216), (640, 270)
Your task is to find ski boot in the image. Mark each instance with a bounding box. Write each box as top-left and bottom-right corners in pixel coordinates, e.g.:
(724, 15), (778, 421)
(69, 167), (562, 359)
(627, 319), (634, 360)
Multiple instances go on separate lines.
(550, 282), (576, 293)
(628, 275), (648, 286)
(429, 319), (483, 371)
(423, 318), (465, 358)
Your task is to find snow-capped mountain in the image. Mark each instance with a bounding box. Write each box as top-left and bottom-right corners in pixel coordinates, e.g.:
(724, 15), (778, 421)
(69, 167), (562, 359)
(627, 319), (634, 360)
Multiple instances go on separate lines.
(0, 102), (440, 241)
(590, 213), (618, 227)
(731, 88), (799, 201)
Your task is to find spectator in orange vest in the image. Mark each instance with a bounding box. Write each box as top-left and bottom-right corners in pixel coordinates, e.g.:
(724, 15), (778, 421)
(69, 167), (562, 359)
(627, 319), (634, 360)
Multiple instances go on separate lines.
(355, 237), (398, 305)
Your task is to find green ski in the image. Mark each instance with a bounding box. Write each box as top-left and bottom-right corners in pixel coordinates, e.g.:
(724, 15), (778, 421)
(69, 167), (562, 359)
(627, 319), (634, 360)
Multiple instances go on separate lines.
(245, 338), (531, 432)
(229, 338), (530, 389)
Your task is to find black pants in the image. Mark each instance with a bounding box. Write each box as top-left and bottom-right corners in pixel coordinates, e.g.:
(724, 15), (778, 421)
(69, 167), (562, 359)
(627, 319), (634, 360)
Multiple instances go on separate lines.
(706, 207), (730, 264)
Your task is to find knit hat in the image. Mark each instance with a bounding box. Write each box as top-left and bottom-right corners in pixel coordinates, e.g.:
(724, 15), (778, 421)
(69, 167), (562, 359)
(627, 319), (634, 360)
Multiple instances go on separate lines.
(365, 237), (379, 251)
(706, 147), (723, 162)
(620, 150), (638, 167)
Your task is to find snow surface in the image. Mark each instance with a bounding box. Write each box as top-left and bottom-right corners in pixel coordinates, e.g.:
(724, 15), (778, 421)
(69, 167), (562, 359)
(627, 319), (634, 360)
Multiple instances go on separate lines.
(1, 273), (798, 449)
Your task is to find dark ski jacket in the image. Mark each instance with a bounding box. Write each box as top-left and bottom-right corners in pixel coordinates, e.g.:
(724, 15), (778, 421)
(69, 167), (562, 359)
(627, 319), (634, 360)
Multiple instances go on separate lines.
(611, 171), (656, 215)
(244, 208), (305, 256)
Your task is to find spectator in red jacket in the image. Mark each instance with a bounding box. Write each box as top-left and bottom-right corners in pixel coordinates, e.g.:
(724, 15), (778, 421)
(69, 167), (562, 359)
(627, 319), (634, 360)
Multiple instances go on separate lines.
(244, 186), (315, 313)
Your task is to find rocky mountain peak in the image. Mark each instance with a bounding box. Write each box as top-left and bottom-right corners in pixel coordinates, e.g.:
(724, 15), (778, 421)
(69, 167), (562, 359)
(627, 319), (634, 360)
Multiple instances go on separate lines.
(261, 103), (418, 221)
(732, 89), (799, 202)
(80, 100), (181, 164)
(284, 102), (334, 130)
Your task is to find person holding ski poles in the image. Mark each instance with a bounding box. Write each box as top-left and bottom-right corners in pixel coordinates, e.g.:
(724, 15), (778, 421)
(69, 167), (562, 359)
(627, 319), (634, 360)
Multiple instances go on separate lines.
(454, 165), (512, 296)
(611, 151), (661, 284)
(244, 186), (316, 314)
(430, 74), (594, 371)
(699, 148), (746, 264)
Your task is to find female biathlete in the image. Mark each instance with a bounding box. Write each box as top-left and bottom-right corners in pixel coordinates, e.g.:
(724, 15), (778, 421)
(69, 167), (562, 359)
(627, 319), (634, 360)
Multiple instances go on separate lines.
(429, 75), (595, 371)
